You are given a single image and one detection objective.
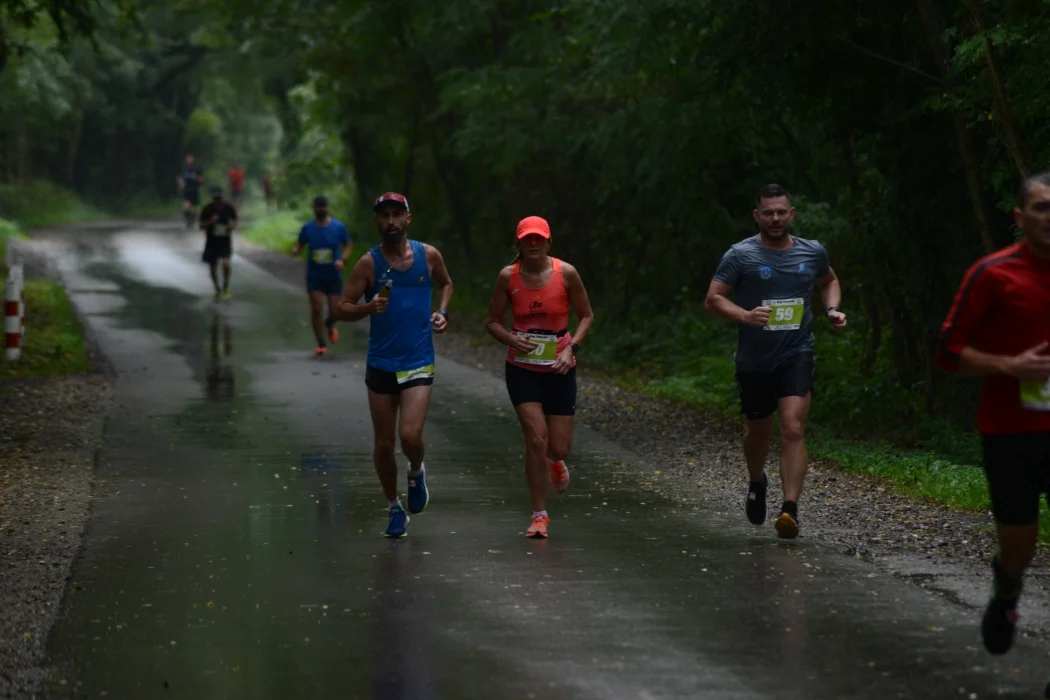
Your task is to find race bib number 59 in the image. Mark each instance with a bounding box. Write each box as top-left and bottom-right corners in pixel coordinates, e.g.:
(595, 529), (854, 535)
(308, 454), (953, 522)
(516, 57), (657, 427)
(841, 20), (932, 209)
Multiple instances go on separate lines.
(763, 298), (804, 332)
(1021, 380), (1050, 411)
(516, 333), (558, 366)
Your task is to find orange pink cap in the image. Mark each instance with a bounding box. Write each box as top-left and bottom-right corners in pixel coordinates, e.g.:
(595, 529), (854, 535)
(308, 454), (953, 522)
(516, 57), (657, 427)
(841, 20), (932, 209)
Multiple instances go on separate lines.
(516, 216), (551, 240)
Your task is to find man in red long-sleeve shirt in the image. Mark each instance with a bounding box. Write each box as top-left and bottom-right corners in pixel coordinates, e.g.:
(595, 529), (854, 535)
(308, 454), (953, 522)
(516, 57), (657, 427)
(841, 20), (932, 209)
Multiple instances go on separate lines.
(937, 171), (1050, 657)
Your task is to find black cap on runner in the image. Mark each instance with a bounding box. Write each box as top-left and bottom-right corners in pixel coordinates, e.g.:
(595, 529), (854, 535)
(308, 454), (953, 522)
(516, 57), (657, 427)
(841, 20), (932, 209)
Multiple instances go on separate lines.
(210, 186), (223, 197)
(313, 195), (328, 207)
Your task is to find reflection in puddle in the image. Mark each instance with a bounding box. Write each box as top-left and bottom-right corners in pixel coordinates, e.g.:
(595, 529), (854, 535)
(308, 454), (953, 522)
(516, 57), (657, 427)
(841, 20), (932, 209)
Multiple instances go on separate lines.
(206, 312), (235, 400)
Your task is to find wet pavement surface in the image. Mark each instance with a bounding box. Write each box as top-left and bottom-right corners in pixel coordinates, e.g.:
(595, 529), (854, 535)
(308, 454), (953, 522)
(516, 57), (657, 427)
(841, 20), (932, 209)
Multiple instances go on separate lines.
(38, 224), (1050, 698)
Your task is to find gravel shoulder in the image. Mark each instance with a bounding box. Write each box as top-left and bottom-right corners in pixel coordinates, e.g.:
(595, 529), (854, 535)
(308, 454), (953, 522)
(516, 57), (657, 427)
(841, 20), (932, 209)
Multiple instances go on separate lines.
(239, 237), (1050, 639)
(0, 242), (111, 698)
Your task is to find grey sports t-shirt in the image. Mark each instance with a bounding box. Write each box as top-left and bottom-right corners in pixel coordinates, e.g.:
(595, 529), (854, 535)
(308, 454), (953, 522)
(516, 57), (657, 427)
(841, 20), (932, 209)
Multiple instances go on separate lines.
(712, 234), (831, 372)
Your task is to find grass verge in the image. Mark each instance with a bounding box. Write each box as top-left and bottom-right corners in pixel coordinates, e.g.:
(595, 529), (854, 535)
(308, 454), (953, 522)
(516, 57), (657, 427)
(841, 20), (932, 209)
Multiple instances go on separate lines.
(0, 280), (91, 379)
(0, 218), (28, 266)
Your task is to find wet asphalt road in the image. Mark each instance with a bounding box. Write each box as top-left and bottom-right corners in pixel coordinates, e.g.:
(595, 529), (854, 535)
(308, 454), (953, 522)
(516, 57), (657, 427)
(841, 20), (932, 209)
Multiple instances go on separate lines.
(37, 223), (1050, 699)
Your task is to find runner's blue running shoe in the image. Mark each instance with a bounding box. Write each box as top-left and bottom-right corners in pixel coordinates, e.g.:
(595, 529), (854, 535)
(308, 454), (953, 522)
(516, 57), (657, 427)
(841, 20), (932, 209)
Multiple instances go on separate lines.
(407, 469), (429, 514)
(385, 505), (409, 538)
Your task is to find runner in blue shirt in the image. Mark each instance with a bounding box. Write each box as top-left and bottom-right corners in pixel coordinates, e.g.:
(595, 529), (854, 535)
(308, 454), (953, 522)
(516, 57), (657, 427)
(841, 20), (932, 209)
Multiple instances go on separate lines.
(291, 196), (352, 356)
(335, 192), (454, 538)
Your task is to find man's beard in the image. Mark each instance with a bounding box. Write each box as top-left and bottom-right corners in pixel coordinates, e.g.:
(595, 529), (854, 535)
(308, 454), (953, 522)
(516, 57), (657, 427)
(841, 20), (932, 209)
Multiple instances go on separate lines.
(382, 229), (404, 246)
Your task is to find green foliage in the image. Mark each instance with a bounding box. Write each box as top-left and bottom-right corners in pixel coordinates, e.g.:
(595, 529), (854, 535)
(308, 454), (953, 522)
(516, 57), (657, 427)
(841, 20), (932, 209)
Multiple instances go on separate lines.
(0, 279), (91, 378)
(0, 179), (106, 228)
(240, 209), (306, 253)
(0, 216), (27, 263)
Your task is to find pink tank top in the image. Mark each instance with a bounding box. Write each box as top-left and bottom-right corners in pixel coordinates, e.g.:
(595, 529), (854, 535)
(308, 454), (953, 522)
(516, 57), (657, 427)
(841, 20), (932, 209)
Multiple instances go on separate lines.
(506, 258), (575, 372)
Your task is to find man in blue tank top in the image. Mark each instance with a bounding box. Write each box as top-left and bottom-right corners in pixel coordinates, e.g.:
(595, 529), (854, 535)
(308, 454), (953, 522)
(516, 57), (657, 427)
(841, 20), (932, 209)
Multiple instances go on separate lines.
(705, 184), (848, 540)
(335, 192), (454, 538)
(290, 195), (352, 356)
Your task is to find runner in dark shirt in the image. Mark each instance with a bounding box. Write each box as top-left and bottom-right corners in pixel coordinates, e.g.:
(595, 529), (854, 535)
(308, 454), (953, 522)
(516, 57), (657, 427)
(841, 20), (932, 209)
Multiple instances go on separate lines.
(177, 154), (204, 229)
(199, 186), (238, 301)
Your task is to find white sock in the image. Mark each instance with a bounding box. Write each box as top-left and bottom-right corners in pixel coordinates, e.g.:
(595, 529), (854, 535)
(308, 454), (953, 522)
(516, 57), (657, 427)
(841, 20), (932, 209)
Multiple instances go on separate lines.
(407, 463), (424, 478)
(532, 510), (548, 518)
(388, 498), (402, 510)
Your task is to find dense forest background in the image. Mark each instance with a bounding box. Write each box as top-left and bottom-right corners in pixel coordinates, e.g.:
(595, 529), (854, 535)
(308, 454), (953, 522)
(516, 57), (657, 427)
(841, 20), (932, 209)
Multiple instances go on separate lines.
(2, 0), (1048, 465)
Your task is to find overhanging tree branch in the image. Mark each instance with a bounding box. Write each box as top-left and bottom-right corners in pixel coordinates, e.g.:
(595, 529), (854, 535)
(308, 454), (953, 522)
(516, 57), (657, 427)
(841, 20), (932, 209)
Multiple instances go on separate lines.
(839, 36), (944, 84)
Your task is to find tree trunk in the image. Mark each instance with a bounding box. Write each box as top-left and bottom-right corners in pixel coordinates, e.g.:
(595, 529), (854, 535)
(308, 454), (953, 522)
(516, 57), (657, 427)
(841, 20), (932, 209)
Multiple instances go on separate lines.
(64, 110), (84, 186)
(17, 121), (29, 182)
(916, 0), (998, 255)
(965, 0), (1030, 178)
(402, 103), (421, 198)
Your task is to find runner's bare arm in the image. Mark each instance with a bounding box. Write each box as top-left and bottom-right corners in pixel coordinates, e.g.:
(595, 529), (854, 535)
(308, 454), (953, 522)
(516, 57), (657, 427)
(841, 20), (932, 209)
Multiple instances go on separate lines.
(334, 255), (381, 322)
(563, 263), (594, 347)
(425, 245), (453, 330)
(704, 280), (768, 327)
(485, 267), (534, 353)
(817, 268), (846, 330)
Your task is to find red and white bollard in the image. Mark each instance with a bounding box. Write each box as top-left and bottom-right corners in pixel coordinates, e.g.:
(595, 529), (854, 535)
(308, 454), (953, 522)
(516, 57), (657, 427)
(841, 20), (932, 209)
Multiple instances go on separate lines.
(4, 273), (20, 361)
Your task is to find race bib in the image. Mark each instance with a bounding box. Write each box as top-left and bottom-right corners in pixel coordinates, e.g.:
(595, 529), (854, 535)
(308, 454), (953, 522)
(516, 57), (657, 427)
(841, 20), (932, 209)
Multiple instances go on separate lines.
(213, 225), (231, 238)
(1021, 380), (1050, 411)
(515, 333), (558, 366)
(395, 364), (435, 385)
(763, 298), (804, 332)
(312, 248), (334, 264)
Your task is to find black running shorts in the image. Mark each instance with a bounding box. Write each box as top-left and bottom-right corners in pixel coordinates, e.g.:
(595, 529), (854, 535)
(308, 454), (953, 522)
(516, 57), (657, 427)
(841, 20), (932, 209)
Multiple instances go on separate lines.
(981, 432), (1050, 526)
(505, 362), (577, 416)
(365, 365), (435, 395)
(183, 188), (200, 206)
(735, 353), (815, 421)
(202, 234), (232, 264)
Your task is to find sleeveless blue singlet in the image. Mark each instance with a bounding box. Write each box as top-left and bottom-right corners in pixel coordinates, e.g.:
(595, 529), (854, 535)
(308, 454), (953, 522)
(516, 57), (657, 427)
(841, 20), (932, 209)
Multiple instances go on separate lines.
(365, 240), (434, 373)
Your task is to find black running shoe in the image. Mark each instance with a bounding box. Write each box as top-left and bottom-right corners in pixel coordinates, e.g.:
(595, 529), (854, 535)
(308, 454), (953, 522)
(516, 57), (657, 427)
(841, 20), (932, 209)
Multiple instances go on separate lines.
(981, 595), (1018, 655)
(745, 474), (767, 525)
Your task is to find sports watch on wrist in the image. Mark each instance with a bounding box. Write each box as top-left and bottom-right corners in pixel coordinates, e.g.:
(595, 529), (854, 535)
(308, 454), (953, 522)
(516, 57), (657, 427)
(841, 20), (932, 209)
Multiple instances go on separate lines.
(570, 342), (581, 354)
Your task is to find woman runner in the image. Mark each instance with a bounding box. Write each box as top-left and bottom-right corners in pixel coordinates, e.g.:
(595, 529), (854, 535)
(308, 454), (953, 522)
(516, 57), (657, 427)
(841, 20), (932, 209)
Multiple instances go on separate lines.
(485, 216), (595, 538)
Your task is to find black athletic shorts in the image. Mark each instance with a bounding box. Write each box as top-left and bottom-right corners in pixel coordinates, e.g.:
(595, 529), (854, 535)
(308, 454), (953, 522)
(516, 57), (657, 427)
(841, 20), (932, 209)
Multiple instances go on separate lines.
(981, 433), (1050, 526)
(202, 234), (232, 264)
(735, 353), (815, 421)
(504, 362), (577, 416)
(183, 188), (200, 206)
(365, 364), (435, 395)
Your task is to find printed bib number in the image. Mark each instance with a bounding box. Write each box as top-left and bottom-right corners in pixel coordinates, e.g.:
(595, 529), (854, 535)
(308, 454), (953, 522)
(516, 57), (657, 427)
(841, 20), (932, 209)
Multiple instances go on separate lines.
(312, 249), (334, 264)
(516, 333), (558, 366)
(395, 364), (435, 385)
(213, 225), (231, 238)
(763, 298), (804, 332)
(1021, 380), (1050, 411)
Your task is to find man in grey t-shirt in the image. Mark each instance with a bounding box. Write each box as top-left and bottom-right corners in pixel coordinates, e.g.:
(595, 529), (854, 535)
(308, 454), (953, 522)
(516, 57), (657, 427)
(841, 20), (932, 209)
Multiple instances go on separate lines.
(704, 184), (847, 539)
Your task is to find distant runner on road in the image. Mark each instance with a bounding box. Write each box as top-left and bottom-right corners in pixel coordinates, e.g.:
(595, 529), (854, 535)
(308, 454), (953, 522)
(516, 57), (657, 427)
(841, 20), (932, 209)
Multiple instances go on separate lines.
(704, 184), (846, 539)
(227, 163), (246, 209)
(290, 195), (352, 356)
(334, 192), (453, 538)
(936, 171), (1050, 658)
(199, 186), (238, 302)
(485, 216), (594, 539)
(177, 154), (204, 230)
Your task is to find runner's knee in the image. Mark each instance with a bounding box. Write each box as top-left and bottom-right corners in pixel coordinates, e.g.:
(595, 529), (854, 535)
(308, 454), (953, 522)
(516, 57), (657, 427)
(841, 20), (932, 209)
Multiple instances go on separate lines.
(524, 424), (548, 455)
(744, 418), (774, 442)
(780, 418), (806, 443)
(398, 424), (423, 449)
